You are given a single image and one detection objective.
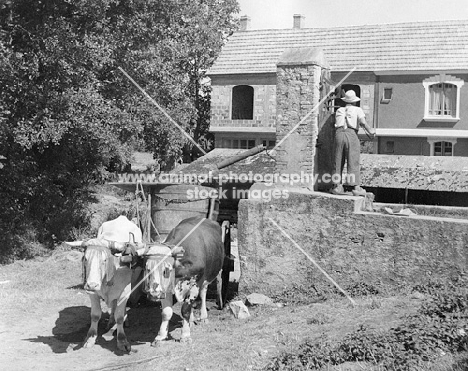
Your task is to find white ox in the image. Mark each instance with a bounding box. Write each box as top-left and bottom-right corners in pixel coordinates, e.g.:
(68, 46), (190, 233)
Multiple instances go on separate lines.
(73, 215), (142, 352)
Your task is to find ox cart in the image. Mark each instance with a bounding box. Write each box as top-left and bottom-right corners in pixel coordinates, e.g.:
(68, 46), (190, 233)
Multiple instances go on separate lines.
(110, 145), (266, 307)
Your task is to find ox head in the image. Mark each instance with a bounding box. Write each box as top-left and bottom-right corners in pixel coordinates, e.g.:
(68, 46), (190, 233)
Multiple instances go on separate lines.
(143, 244), (175, 301)
(82, 245), (116, 292)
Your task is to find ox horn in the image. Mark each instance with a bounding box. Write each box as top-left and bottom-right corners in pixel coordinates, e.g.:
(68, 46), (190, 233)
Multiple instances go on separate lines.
(65, 241), (85, 247)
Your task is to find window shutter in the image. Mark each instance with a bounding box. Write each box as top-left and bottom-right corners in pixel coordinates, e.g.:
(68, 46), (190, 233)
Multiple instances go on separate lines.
(359, 85), (374, 127)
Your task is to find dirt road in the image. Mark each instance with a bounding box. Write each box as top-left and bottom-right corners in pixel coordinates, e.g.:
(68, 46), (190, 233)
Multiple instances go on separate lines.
(0, 250), (419, 371)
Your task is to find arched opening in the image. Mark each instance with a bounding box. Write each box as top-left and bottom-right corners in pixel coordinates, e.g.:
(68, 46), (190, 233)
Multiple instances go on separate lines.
(334, 84), (361, 110)
(231, 85), (254, 120)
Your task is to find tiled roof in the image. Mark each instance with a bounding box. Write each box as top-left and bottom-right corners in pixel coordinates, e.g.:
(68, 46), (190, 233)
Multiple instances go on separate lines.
(208, 20), (468, 75)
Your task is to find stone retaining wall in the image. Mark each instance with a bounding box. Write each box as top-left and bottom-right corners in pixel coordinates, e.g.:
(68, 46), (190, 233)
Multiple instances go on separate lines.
(360, 154), (468, 192)
(237, 186), (468, 297)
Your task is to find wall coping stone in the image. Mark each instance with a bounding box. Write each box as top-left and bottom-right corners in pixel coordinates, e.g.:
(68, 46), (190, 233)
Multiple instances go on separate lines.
(277, 47), (329, 68)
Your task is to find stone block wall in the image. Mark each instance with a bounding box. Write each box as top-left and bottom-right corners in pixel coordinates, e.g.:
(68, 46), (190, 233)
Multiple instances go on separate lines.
(274, 48), (328, 186)
(237, 188), (468, 297)
(275, 65), (321, 180)
(210, 85), (276, 128)
(210, 85), (231, 121)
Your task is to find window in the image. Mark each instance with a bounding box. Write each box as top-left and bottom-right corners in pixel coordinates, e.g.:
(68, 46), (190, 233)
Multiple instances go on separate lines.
(221, 138), (257, 149)
(423, 75), (464, 122)
(232, 85), (254, 120)
(381, 88), (393, 103)
(434, 141), (452, 156)
(333, 84), (361, 110)
(385, 141), (394, 153)
(262, 139), (276, 149)
(429, 83), (455, 116)
(427, 137), (457, 156)
(240, 139), (256, 149)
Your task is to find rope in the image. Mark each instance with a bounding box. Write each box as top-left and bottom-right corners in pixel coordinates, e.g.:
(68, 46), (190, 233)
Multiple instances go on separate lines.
(133, 181), (162, 242)
(150, 216), (160, 241)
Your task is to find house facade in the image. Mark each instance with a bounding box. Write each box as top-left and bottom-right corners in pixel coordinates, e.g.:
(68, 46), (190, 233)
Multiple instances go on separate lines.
(207, 16), (468, 156)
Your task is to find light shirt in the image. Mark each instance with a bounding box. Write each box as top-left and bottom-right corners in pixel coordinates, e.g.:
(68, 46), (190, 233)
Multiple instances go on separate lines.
(335, 105), (366, 129)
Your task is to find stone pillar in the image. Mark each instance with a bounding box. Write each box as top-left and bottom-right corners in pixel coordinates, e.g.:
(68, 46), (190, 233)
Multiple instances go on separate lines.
(275, 48), (329, 187)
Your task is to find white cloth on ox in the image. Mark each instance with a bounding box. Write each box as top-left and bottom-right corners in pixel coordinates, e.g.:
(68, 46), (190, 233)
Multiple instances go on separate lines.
(97, 215), (143, 243)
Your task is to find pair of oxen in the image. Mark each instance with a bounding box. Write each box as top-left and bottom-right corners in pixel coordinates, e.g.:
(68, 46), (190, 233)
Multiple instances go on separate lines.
(68, 215), (225, 352)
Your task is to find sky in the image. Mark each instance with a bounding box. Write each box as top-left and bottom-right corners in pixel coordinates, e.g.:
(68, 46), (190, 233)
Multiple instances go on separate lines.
(236, 0), (468, 29)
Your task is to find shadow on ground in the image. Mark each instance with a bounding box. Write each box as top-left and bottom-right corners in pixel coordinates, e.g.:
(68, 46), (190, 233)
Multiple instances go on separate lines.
(24, 277), (238, 355)
(24, 300), (184, 355)
(25, 305), (90, 353)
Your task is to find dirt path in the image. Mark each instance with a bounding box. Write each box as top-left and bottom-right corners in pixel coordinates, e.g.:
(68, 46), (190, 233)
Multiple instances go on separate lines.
(0, 251), (421, 371)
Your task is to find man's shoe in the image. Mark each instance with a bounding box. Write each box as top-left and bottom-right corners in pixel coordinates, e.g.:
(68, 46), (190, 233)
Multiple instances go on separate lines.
(331, 184), (345, 195)
(352, 186), (366, 197)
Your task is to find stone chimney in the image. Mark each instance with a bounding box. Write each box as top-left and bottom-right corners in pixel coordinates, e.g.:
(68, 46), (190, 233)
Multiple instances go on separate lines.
(240, 16), (251, 31)
(275, 48), (329, 187)
(293, 14), (305, 29)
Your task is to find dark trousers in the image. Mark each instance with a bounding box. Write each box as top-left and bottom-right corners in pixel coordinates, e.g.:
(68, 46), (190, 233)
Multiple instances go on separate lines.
(333, 127), (360, 186)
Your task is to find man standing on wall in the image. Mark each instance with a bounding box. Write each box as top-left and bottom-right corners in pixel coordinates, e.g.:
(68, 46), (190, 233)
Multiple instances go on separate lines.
(331, 90), (375, 196)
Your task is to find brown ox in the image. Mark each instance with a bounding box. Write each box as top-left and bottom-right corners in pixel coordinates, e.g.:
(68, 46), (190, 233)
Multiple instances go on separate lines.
(80, 216), (142, 352)
(143, 216), (224, 345)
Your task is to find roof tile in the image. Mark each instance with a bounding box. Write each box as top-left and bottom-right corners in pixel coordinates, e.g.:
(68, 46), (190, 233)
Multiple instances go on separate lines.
(209, 20), (468, 74)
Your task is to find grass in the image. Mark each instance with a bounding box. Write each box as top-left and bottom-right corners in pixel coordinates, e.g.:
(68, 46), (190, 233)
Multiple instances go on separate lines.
(0, 250), (430, 371)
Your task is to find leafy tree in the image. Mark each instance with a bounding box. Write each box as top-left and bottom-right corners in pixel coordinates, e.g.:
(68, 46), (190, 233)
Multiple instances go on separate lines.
(0, 0), (239, 261)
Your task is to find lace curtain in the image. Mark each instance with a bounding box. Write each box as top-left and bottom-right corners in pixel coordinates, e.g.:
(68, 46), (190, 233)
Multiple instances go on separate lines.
(429, 83), (456, 116)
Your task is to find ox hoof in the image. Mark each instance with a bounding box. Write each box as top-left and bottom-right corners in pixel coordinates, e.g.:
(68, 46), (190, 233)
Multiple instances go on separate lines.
(102, 329), (115, 341)
(82, 340), (95, 349)
(82, 336), (96, 348)
(151, 339), (163, 347)
(180, 336), (192, 344)
(117, 340), (131, 353)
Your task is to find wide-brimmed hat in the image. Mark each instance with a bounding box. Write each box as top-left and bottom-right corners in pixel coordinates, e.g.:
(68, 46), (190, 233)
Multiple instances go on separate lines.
(342, 90), (360, 103)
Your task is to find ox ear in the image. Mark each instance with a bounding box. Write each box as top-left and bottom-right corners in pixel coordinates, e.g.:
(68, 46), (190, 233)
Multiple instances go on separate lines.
(65, 241), (86, 248)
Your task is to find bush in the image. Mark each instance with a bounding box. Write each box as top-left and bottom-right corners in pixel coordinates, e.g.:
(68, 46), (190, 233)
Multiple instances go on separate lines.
(265, 278), (468, 371)
(0, 222), (49, 264)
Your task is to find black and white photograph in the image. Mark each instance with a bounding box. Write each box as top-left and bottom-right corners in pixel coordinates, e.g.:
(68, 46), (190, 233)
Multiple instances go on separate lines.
(1, 0), (468, 370)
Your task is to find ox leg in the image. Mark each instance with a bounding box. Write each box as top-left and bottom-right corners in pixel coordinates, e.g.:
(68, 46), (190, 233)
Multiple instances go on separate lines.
(216, 271), (223, 310)
(83, 293), (101, 348)
(114, 296), (131, 352)
(102, 299), (117, 341)
(197, 281), (210, 324)
(180, 301), (193, 343)
(107, 300), (116, 330)
(151, 296), (173, 347)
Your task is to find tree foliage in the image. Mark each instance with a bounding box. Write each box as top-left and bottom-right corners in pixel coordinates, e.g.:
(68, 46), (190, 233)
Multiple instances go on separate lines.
(0, 0), (239, 261)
